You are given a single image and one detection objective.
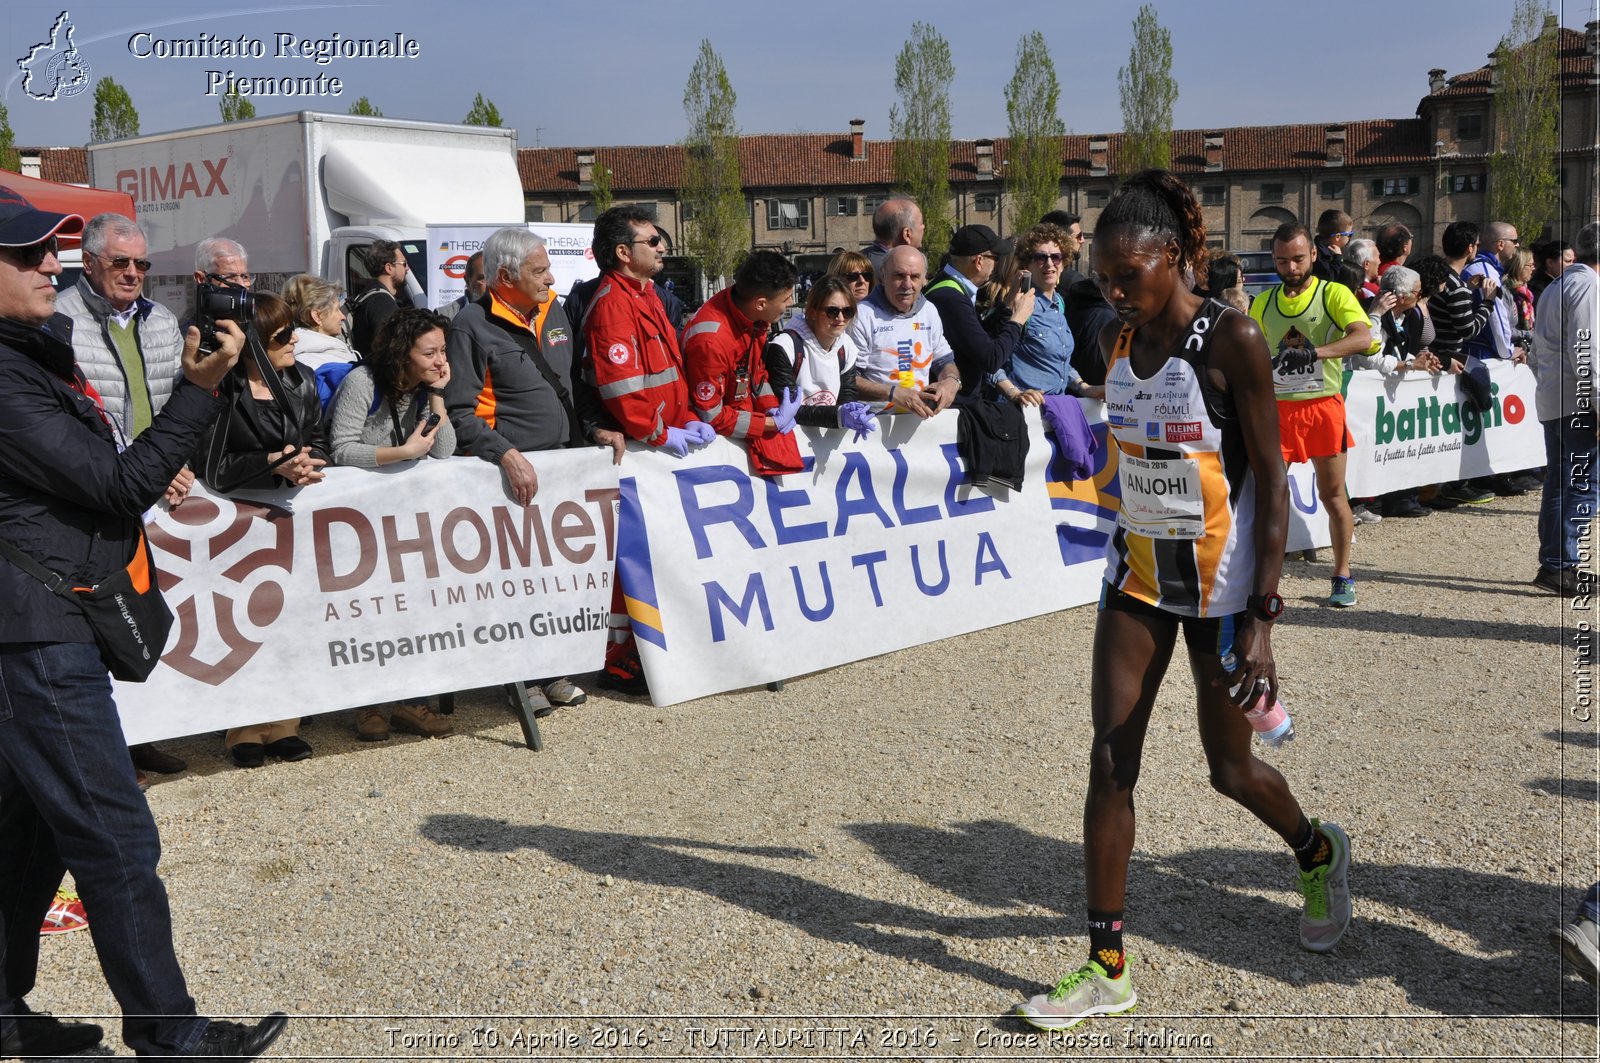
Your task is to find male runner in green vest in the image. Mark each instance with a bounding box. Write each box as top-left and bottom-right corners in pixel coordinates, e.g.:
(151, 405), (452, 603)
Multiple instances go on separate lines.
(1250, 223), (1372, 607)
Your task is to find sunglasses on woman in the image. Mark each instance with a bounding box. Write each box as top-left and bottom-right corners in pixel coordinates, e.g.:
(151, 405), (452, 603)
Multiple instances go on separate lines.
(820, 305), (856, 320)
(270, 325), (295, 346)
(1030, 252), (1064, 265)
(843, 271), (872, 284)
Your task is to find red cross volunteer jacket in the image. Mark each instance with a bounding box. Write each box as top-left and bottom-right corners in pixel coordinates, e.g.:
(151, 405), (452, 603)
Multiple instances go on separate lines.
(683, 289), (802, 476)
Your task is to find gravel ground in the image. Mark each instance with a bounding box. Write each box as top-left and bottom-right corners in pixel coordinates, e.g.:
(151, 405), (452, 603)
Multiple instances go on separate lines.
(27, 490), (1600, 1060)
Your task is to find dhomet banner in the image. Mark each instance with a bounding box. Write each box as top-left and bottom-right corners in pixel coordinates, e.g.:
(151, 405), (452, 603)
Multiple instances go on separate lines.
(1344, 361), (1545, 496)
(619, 409), (1331, 707)
(113, 452), (620, 744)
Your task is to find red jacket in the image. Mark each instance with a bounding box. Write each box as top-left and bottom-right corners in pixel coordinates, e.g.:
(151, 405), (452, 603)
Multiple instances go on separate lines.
(583, 270), (690, 446)
(684, 289), (801, 475)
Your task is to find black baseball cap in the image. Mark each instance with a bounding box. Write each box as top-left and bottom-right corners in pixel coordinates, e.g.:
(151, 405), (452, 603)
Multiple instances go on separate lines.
(0, 184), (84, 248)
(949, 224), (1011, 257)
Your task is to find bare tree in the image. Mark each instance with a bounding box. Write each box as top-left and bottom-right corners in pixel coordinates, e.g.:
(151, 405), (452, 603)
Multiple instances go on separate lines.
(1488, 0), (1560, 240)
(1117, 4), (1178, 174)
(678, 40), (747, 289)
(89, 77), (139, 142)
(1004, 31), (1065, 231)
(890, 22), (956, 254)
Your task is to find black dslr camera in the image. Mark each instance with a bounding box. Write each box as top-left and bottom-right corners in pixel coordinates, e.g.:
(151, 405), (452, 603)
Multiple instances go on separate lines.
(194, 275), (254, 351)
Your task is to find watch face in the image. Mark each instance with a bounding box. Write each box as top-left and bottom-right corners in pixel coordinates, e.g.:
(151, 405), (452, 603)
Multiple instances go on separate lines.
(1264, 593), (1284, 617)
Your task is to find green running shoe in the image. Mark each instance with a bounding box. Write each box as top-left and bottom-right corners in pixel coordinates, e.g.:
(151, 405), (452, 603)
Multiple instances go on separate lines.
(1016, 957), (1136, 1031)
(1298, 820), (1352, 952)
(1327, 576), (1356, 607)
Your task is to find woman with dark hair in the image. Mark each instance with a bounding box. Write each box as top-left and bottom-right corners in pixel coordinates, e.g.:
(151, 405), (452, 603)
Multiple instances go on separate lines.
(194, 290), (329, 766)
(327, 307), (456, 469)
(1016, 171), (1349, 1031)
(325, 307), (457, 741)
(762, 276), (876, 437)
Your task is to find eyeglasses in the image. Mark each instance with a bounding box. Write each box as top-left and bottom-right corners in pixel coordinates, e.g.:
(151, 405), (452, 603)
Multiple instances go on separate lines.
(270, 325), (295, 346)
(1030, 252), (1065, 265)
(97, 252), (152, 273)
(843, 271), (872, 283)
(216, 271), (253, 285)
(629, 235), (664, 249)
(819, 305), (856, 320)
(2, 236), (59, 268)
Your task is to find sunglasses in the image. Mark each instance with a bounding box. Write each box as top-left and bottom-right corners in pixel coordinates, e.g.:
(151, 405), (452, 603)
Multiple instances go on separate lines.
(630, 235), (664, 248)
(843, 271), (872, 283)
(97, 253), (153, 272)
(1335, 230), (1355, 238)
(819, 305), (856, 320)
(1030, 252), (1064, 265)
(270, 325), (295, 346)
(4, 236), (59, 268)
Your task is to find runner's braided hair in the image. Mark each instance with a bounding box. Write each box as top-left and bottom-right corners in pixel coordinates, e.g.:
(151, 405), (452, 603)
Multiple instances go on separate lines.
(1097, 169), (1209, 281)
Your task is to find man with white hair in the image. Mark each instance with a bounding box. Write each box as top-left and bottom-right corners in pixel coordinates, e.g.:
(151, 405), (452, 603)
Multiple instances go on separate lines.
(861, 197), (924, 277)
(443, 226), (616, 710)
(193, 236), (251, 289)
(846, 245), (958, 417)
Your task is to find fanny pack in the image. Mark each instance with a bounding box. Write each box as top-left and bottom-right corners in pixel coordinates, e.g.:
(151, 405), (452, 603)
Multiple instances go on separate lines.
(0, 532), (174, 682)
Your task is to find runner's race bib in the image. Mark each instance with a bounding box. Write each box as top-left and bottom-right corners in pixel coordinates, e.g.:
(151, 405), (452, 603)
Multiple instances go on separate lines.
(1117, 454), (1205, 540)
(1271, 329), (1323, 395)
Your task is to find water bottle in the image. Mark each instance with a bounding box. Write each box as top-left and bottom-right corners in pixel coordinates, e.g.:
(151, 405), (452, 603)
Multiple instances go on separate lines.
(1220, 651), (1295, 748)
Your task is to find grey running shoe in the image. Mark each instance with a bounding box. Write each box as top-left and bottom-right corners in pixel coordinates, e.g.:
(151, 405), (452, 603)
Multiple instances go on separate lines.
(1016, 958), (1136, 1031)
(1298, 820), (1352, 952)
(543, 677), (589, 706)
(1552, 917), (1599, 984)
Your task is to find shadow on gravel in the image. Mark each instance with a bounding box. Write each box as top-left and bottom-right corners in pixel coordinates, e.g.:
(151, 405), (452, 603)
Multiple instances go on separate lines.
(1280, 603), (1565, 645)
(1546, 728), (1600, 747)
(421, 814), (1592, 1017)
(1526, 776), (1600, 802)
(420, 814), (1061, 994)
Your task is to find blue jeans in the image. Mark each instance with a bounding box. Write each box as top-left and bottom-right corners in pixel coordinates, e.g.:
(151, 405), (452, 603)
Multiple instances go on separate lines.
(1579, 883), (1600, 923)
(0, 642), (206, 1056)
(1539, 417), (1598, 571)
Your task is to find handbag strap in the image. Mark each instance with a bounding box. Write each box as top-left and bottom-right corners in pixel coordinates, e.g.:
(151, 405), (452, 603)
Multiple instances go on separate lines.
(0, 536), (72, 596)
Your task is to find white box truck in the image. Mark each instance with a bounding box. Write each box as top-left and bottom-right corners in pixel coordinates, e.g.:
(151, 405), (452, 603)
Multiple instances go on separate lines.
(85, 110), (532, 313)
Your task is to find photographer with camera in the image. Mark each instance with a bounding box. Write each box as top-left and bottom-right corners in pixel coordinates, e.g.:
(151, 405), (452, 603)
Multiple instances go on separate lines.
(0, 185), (287, 1058)
(193, 290), (328, 767)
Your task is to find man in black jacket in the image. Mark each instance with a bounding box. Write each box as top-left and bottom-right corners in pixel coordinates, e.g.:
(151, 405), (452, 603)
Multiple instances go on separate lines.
(0, 185), (285, 1059)
(921, 224), (1034, 401)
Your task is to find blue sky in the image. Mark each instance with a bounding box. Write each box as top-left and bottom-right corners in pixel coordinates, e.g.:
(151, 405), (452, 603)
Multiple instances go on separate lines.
(4, 0), (1593, 151)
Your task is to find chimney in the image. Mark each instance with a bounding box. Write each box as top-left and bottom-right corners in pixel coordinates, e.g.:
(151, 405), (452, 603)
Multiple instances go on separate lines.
(1486, 51), (1500, 92)
(1324, 125), (1346, 167)
(1089, 137), (1108, 177)
(1204, 131), (1224, 172)
(1428, 67), (1447, 93)
(975, 139), (994, 180)
(1587, 20), (1600, 61)
(576, 150), (594, 189)
(849, 118), (866, 161)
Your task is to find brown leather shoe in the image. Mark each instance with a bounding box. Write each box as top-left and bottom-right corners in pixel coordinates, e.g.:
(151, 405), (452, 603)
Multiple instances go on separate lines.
(391, 702), (452, 738)
(355, 706), (390, 742)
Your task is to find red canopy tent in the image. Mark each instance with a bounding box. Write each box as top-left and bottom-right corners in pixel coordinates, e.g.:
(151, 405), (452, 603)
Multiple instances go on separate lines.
(0, 168), (135, 244)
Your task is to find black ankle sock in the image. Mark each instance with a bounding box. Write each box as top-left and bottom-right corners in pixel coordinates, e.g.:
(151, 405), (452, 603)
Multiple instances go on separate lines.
(1290, 816), (1330, 872)
(1087, 909), (1125, 976)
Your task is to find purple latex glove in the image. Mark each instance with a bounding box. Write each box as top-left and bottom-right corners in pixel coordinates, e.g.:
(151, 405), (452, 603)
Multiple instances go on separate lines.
(684, 420), (717, 446)
(838, 401), (878, 441)
(772, 387), (803, 434)
(660, 427), (694, 457)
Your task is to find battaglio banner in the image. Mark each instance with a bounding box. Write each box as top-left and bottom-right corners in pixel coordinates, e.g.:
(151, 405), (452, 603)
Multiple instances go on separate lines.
(112, 452), (620, 743)
(1345, 361), (1544, 496)
(620, 410), (1331, 707)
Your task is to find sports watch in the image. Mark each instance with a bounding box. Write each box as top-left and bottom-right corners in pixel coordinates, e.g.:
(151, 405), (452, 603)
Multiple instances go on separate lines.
(1246, 592), (1285, 623)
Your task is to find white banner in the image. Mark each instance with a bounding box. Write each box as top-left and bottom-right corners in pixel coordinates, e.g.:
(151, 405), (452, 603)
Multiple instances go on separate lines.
(427, 222), (600, 309)
(620, 409), (1330, 707)
(1345, 361), (1545, 496)
(114, 452), (620, 744)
